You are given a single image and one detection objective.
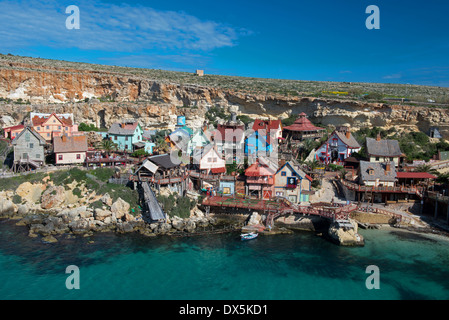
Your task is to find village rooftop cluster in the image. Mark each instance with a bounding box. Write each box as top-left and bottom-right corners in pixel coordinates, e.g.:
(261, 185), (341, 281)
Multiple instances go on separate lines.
(1, 110), (448, 227)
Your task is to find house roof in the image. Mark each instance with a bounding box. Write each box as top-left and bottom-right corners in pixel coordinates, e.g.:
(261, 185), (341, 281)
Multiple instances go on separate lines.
(53, 135), (88, 153)
(359, 161), (396, 182)
(31, 112), (73, 127)
(147, 154), (180, 170)
(3, 124), (25, 132)
(215, 124), (245, 142)
(11, 127), (47, 145)
(396, 172), (437, 179)
(276, 161), (312, 181)
(245, 158), (277, 176)
(283, 113), (325, 132)
(334, 131), (361, 149)
(108, 122), (141, 136)
(252, 119), (282, 132)
(366, 137), (402, 157)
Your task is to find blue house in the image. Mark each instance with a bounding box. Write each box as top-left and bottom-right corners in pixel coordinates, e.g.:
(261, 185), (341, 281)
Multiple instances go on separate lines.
(107, 121), (144, 152)
(245, 131), (271, 156)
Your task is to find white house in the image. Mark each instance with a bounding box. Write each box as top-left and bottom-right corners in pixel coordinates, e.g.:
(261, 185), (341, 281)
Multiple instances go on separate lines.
(315, 129), (361, 164)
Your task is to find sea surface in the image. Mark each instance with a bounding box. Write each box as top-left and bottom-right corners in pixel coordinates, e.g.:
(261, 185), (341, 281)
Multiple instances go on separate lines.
(0, 219), (449, 300)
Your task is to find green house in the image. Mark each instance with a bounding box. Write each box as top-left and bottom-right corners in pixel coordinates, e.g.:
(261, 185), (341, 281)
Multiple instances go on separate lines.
(107, 121), (144, 152)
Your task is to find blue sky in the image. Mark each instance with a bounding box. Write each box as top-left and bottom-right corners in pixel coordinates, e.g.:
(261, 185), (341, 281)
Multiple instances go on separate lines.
(1, 0), (448, 86)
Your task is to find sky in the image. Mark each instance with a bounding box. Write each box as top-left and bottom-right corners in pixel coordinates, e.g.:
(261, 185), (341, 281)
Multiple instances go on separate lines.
(0, 0), (448, 87)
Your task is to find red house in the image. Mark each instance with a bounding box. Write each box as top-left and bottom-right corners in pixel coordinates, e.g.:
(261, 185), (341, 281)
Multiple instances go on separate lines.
(245, 158), (277, 200)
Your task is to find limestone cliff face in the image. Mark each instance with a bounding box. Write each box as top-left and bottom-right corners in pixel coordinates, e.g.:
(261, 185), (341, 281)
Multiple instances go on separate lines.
(1, 60), (449, 137)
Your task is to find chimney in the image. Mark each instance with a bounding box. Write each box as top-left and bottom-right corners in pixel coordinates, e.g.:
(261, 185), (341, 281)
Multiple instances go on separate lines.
(231, 112), (237, 122)
(376, 133), (381, 141)
(346, 131), (351, 139)
(62, 135), (67, 142)
(385, 162), (391, 174)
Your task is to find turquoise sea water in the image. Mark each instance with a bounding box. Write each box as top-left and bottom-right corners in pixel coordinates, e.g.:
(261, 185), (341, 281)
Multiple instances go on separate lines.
(0, 219), (449, 300)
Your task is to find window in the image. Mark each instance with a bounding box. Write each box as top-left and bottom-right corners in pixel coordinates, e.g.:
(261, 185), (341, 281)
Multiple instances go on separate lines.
(76, 154), (81, 160)
(390, 157), (394, 161)
(58, 155), (63, 161)
(25, 132), (30, 142)
(22, 153), (28, 159)
(58, 126), (61, 130)
(47, 133), (50, 137)
(29, 143), (34, 149)
(208, 157), (213, 163)
(375, 157), (380, 161)
(125, 136), (128, 141)
(46, 126), (49, 130)
(281, 171), (286, 176)
(213, 158), (217, 163)
(36, 154), (40, 159)
(114, 136), (117, 140)
(37, 127), (40, 131)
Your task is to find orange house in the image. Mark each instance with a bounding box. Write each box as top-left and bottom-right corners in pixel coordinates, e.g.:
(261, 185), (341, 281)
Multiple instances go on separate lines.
(31, 113), (79, 142)
(245, 158), (277, 200)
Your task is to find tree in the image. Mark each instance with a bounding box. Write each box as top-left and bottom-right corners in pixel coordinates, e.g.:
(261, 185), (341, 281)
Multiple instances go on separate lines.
(101, 139), (117, 156)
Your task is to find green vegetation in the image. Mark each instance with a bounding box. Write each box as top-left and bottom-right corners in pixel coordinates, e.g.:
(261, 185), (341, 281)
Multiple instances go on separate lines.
(12, 194), (22, 204)
(205, 106), (230, 123)
(131, 149), (150, 158)
(156, 194), (196, 219)
(79, 122), (99, 132)
(0, 171), (48, 191)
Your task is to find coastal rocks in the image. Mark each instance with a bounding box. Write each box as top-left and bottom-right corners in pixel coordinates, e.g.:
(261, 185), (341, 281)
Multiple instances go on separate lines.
(0, 199), (15, 218)
(15, 182), (45, 205)
(40, 186), (65, 209)
(94, 208), (112, 221)
(111, 197), (130, 220)
(247, 212), (262, 226)
(328, 219), (364, 246)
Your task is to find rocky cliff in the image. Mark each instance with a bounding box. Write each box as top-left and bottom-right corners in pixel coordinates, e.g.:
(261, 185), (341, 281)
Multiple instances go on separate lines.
(1, 58), (449, 137)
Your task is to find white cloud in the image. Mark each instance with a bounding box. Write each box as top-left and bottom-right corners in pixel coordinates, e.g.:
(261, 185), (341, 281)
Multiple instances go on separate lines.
(0, 0), (246, 52)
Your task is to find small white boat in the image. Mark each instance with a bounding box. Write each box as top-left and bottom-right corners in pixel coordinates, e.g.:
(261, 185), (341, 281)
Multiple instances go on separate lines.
(240, 232), (258, 241)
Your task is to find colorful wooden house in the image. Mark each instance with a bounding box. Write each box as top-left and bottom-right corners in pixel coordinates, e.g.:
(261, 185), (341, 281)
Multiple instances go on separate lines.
(245, 158), (277, 200)
(366, 135), (402, 167)
(107, 121), (144, 152)
(315, 128), (361, 164)
(252, 119), (282, 146)
(283, 113), (325, 141)
(245, 131), (271, 156)
(30, 112), (79, 142)
(53, 135), (88, 165)
(187, 129), (210, 156)
(11, 127), (47, 172)
(3, 124), (25, 140)
(274, 161), (313, 203)
(214, 115), (245, 163)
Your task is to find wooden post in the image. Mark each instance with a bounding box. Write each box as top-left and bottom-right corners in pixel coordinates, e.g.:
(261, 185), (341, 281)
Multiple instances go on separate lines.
(434, 193), (439, 220)
(446, 196), (449, 226)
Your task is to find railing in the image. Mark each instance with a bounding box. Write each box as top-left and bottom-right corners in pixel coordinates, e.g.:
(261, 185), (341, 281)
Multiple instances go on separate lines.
(340, 179), (424, 197)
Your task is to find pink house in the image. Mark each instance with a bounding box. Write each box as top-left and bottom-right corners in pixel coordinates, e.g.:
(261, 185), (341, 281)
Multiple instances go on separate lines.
(31, 113), (79, 142)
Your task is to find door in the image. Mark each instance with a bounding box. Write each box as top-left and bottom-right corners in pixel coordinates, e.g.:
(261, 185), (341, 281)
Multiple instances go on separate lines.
(263, 190), (272, 200)
(288, 195), (297, 203)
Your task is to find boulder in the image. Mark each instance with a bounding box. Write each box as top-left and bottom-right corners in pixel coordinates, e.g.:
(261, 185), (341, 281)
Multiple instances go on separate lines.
(101, 193), (113, 206)
(328, 219), (364, 246)
(171, 216), (186, 231)
(0, 199), (15, 218)
(94, 208), (112, 221)
(42, 235), (58, 243)
(111, 198), (130, 220)
(247, 212), (262, 226)
(158, 222), (172, 234)
(17, 204), (29, 216)
(68, 220), (90, 234)
(117, 222), (134, 233)
(184, 219), (196, 233)
(41, 186), (65, 209)
(15, 182), (45, 204)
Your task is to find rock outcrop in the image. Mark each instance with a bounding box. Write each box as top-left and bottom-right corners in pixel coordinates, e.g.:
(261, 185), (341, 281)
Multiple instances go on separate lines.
(328, 219), (364, 246)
